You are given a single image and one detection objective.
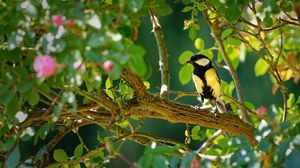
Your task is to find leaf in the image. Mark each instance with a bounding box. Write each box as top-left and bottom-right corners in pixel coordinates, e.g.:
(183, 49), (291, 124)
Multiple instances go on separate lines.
(182, 6), (193, 12)
(285, 150), (300, 168)
(225, 2), (241, 22)
(221, 29), (233, 39)
(179, 64), (193, 85)
(197, 2), (206, 11)
(188, 27), (197, 40)
(194, 38), (205, 50)
(200, 49), (214, 60)
(105, 77), (114, 99)
(6, 145), (20, 168)
(239, 43), (247, 62)
(6, 96), (19, 118)
(17, 81), (33, 93)
(254, 58), (270, 76)
(27, 88), (40, 106)
(153, 155), (168, 167)
(74, 144), (84, 159)
(129, 54), (147, 77)
(156, 4), (173, 16)
(53, 149), (68, 163)
(180, 151), (197, 168)
(178, 51), (193, 64)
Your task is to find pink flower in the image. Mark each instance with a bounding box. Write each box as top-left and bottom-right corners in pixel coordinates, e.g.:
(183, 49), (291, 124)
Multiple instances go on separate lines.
(103, 60), (114, 72)
(73, 60), (82, 69)
(257, 106), (267, 118)
(33, 55), (56, 78)
(191, 159), (200, 168)
(52, 15), (64, 26)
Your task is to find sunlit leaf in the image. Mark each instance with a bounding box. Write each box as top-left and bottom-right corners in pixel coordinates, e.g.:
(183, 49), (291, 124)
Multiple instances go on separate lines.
(194, 38), (205, 50)
(74, 144), (84, 159)
(254, 58), (270, 76)
(179, 64), (193, 85)
(179, 51), (193, 64)
(53, 149), (68, 163)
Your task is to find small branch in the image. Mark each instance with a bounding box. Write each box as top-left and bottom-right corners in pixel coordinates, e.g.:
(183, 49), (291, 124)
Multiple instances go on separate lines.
(149, 8), (170, 99)
(197, 129), (222, 153)
(223, 95), (256, 116)
(203, 4), (251, 124)
(121, 69), (149, 99)
(282, 91), (288, 122)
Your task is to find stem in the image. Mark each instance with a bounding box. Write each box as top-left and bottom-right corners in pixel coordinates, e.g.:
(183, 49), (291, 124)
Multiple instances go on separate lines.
(203, 6), (251, 123)
(197, 129), (222, 153)
(149, 8), (170, 99)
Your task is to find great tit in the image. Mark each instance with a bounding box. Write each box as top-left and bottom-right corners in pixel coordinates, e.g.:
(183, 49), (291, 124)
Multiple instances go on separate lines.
(187, 54), (221, 103)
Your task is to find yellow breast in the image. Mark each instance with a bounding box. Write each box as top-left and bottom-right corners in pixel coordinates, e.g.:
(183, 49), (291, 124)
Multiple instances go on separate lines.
(192, 74), (204, 94)
(204, 68), (221, 98)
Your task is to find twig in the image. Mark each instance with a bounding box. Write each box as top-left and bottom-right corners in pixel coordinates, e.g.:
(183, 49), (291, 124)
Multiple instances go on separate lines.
(197, 129), (222, 153)
(149, 8), (170, 99)
(203, 3), (251, 124)
(75, 130), (90, 152)
(223, 95), (256, 116)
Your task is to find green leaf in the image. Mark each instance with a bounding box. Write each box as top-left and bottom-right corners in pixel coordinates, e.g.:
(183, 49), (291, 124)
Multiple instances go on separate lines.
(180, 151), (197, 168)
(200, 49), (214, 60)
(105, 77), (114, 99)
(129, 55), (147, 77)
(6, 96), (19, 118)
(27, 88), (40, 106)
(53, 149), (68, 163)
(74, 144), (84, 159)
(263, 12), (273, 27)
(225, 2), (241, 22)
(258, 139), (270, 152)
(182, 6), (193, 12)
(153, 155), (168, 167)
(286, 150), (300, 168)
(254, 58), (270, 76)
(194, 38), (205, 50)
(6, 145), (20, 168)
(178, 51), (193, 64)
(17, 81), (33, 93)
(157, 4), (173, 16)
(197, 2), (206, 11)
(221, 29), (233, 39)
(188, 27), (197, 40)
(179, 64), (193, 85)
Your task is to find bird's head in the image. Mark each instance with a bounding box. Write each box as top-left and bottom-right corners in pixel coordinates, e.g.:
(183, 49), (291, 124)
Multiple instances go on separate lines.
(186, 54), (211, 67)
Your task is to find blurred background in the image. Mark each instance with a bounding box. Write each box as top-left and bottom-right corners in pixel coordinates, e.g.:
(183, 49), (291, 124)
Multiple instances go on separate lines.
(19, 1), (300, 167)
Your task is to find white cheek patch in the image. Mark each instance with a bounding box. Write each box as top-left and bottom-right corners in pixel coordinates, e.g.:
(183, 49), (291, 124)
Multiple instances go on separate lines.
(195, 58), (210, 66)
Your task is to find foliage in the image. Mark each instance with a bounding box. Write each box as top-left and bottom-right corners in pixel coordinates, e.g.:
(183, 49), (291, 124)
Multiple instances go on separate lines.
(0, 0), (300, 168)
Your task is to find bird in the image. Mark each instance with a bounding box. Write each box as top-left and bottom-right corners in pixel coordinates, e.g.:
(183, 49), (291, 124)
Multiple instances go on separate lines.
(187, 54), (225, 113)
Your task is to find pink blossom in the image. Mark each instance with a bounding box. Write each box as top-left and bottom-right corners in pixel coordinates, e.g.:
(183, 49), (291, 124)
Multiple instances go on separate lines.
(73, 60), (82, 69)
(191, 159), (200, 168)
(52, 15), (64, 26)
(33, 55), (56, 78)
(257, 106), (267, 118)
(103, 60), (114, 72)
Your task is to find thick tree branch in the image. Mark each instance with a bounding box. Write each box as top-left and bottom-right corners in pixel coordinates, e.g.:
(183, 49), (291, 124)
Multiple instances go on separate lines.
(149, 8), (170, 98)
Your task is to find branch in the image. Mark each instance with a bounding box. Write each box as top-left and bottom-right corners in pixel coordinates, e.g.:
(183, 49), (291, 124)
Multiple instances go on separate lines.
(203, 5), (251, 124)
(121, 70), (257, 146)
(197, 129), (223, 153)
(123, 96), (257, 146)
(149, 8), (170, 99)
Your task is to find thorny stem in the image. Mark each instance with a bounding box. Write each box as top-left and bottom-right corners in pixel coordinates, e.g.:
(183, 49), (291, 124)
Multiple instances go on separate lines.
(149, 8), (170, 99)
